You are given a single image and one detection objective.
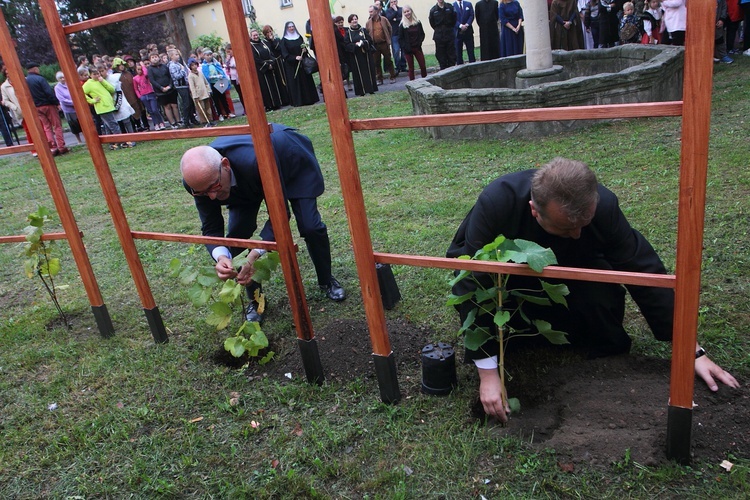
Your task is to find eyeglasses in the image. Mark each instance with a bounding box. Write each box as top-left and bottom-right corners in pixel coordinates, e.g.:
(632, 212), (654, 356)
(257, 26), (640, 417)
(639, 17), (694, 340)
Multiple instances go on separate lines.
(188, 161), (223, 197)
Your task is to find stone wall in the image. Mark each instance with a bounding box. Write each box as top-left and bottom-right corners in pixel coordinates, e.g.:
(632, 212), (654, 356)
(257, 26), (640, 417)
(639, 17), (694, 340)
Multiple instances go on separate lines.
(406, 45), (685, 140)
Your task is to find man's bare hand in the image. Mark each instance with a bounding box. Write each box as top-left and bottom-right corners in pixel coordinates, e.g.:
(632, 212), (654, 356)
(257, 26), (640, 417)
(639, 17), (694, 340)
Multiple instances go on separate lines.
(695, 356), (740, 392)
(215, 255), (237, 280)
(477, 368), (510, 423)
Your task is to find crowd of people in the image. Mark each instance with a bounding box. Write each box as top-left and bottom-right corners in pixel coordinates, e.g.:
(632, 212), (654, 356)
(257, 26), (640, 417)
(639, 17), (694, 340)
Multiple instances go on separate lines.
(1, 1), (746, 152)
(563, 0), (748, 64)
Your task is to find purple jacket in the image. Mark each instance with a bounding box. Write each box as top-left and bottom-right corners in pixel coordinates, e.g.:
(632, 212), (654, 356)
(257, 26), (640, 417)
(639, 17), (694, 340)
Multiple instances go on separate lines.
(54, 82), (76, 114)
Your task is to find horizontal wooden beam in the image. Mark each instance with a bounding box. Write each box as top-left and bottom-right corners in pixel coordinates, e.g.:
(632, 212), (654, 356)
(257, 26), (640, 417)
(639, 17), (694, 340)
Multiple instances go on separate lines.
(0, 144), (34, 156)
(63, 0), (208, 34)
(373, 252), (675, 288)
(131, 231), (298, 252)
(96, 125), (253, 144)
(351, 102), (683, 131)
(0, 231), (79, 244)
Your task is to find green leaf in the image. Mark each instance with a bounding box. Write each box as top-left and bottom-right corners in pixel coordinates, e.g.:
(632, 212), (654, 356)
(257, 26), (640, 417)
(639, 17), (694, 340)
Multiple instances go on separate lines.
(24, 260), (35, 278)
(168, 258), (182, 277)
(249, 329), (269, 348)
(480, 235), (506, 256)
(503, 239), (558, 272)
(259, 351), (275, 365)
(508, 397), (521, 413)
(464, 327), (493, 351)
(41, 258), (61, 277)
(218, 279), (242, 304)
(187, 283), (212, 306)
(241, 321), (262, 334)
(252, 266), (271, 283)
(541, 281), (569, 307)
(448, 269), (472, 287)
(510, 290), (551, 306)
(178, 267), (199, 285)
(206, 302), (232, 330)
(24, 226), (42, 243)
(197, 268), (221, 287)
(493, 309), (510, 328)
(224, 336), (246, 357)
(533, 320), (570, 345)
(458, 308), (477, 336)
(446, 291), (474, 306)
(474, 286), (499, 304)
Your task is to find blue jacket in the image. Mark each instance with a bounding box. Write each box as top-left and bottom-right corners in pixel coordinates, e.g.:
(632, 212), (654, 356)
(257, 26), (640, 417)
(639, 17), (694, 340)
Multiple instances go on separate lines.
(188, 124), (325, 256)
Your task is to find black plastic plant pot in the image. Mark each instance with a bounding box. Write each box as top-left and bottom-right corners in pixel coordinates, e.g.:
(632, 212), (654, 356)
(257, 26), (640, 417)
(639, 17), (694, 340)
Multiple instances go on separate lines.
(421, 342), (457, 396)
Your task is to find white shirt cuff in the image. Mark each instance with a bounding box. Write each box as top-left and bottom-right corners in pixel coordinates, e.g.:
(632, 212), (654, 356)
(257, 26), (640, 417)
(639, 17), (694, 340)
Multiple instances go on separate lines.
(211, 246), (231, 262)
(473, 355), (498, 370)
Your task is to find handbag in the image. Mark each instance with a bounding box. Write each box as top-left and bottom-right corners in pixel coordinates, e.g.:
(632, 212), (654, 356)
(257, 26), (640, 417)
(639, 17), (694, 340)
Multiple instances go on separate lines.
(302, 55), (319, 75)
(113, 90), (123, 111)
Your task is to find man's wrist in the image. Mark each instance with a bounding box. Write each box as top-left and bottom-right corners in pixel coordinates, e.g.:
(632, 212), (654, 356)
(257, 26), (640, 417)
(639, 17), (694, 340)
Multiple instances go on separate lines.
(211, 246), (231, 262)
(252, 248), (267, 257)
(473, 355), (498, 370)
(695, 347), (706, 359)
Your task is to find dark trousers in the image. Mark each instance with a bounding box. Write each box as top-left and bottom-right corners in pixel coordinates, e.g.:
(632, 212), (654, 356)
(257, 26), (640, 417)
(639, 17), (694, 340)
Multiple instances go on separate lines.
(435, 38), (456, 69)
(226, 197), (333, 288)
(176, 87), (197, 125)
(373, 41), (396, 81)
(210, 86), (230, 117)
(405, 49), (428, 80)
(455, 30), (476, 64)
(667, 30), (685, 46)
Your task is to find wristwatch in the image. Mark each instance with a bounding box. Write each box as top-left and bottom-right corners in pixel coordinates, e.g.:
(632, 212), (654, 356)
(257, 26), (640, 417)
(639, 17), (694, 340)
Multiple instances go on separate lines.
(695, 347), (706, 359)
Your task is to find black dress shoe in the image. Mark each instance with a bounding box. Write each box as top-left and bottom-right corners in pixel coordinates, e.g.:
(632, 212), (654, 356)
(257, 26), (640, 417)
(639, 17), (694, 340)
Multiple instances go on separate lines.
(321, 277), (346, 302)
(245, 301), (264, 324)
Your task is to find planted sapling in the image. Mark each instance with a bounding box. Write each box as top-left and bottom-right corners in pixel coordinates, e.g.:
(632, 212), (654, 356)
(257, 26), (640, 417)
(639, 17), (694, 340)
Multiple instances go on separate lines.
(170, 246), (280, 362)
(22, 206), (70, 329)
(447, 235), (570, 416)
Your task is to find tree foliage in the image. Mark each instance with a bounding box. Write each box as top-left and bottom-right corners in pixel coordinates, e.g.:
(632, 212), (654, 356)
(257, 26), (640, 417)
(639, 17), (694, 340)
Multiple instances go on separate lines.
(1, 0), (177, 65)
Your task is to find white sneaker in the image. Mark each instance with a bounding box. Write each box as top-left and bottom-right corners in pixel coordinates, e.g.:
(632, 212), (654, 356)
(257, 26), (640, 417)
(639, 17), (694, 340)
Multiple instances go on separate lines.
(228, 113), (236, 118)
(218, 115), (224, 121)
(744, 49), (750, 56)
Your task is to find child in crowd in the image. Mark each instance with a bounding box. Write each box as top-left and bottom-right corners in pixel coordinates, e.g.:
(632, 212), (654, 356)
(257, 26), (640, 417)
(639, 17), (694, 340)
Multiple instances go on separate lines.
(187, 60), (214, 127)
(582, 0), (601, 48)
(80, 67), (134, 150)
(714, 0), (733, 63)
(619, 2), (642, 44)
(640, 0), (663, 44)
(132, 62), (166, 130)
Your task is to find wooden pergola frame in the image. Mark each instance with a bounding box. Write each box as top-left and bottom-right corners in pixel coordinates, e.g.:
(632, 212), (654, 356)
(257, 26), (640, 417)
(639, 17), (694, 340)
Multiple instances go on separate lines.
(8, 0), (714, 463)
(0, 10), (114, 338)
(306, 0), (715, 463)
(33, 0), (325, 383)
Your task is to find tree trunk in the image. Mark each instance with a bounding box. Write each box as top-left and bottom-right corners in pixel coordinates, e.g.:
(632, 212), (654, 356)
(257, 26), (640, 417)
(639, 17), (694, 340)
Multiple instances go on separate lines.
(164, 8), (191, 56)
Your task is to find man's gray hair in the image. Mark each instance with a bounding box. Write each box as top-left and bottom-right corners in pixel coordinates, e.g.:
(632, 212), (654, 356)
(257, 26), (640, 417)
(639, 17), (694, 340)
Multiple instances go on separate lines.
(530, 157), (599, 224)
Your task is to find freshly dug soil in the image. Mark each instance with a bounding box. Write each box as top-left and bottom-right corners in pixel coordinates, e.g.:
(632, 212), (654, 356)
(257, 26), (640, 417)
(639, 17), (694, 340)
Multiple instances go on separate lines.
(242, 318), (749, 466)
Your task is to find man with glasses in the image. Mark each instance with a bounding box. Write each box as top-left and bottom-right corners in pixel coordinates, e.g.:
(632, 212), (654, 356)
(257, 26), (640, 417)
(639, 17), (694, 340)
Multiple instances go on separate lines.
(447, 157), (739, 422)
(180, 124), (346, 324)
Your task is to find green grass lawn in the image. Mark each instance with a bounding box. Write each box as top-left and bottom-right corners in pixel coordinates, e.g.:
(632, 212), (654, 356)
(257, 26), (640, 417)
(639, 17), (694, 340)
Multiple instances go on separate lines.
(1, 57), (749, 497)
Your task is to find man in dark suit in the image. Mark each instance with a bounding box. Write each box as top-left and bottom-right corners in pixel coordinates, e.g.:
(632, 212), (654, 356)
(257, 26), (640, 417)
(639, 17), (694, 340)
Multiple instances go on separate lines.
(180, 124), (345, 323)
(384, 0), (408, 73)
(429, 0), (458, 69)
(447, 158), (739, 422)
(453, 0), (476, 64)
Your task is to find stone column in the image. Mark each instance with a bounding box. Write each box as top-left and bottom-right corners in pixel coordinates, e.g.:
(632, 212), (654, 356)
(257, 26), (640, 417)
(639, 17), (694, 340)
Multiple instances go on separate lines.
(521, 0), (553, 70)
(515, 0), (563, 88)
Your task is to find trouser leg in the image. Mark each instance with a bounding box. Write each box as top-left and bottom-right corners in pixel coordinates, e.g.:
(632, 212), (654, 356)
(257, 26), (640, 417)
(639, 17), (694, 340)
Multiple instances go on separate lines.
(258, 198), (333, 287)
